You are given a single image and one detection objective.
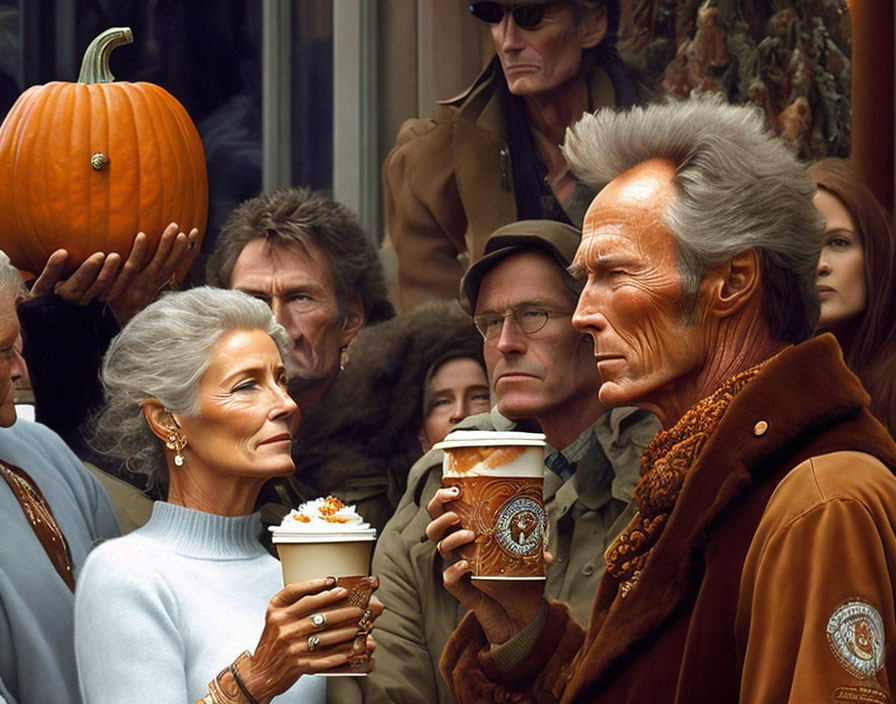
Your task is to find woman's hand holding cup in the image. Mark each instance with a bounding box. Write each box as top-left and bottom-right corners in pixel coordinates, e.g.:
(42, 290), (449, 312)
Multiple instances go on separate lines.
(237, 576), (382, 702)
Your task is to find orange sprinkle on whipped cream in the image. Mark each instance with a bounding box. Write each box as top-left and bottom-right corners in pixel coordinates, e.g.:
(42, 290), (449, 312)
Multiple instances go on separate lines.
(273, 496), (372, 533)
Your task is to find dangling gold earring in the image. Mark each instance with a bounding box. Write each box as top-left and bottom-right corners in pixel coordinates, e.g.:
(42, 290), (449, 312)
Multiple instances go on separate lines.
(165, 431), (187, 468)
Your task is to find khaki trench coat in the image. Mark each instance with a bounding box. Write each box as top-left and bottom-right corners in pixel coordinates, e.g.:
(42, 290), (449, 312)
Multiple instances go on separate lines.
(382, 58), (618, 311)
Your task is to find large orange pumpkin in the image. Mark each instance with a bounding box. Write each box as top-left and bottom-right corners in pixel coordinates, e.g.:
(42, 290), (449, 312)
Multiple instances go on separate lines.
(0, 27), (208, 279)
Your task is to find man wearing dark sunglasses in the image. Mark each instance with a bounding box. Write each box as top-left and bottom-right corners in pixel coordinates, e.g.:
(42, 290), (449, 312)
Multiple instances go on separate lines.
(383, 0), (640, 312)
(468, 2), (559, 28)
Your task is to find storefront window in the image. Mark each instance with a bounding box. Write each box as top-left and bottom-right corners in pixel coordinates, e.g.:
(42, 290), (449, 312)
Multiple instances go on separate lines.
(0, 0), (336, 255)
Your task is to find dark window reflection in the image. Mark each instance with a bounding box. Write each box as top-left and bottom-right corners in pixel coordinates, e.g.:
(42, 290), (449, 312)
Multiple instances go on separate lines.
(292, 0), (332, 189)
(0, 1), (22, 119)
(0, 1), (335, 261)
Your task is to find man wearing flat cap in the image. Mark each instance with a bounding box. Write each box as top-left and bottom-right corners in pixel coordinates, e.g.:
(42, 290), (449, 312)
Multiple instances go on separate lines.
(357, 219), (659, 704)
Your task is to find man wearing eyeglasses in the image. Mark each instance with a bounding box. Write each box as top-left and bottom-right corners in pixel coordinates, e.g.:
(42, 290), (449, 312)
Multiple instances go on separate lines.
(383, 0), (641, 312)
(351, 220), (659, 704)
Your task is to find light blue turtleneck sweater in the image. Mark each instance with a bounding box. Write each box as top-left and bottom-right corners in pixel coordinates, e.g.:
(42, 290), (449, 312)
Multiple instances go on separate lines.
(74, 501), (325, 703)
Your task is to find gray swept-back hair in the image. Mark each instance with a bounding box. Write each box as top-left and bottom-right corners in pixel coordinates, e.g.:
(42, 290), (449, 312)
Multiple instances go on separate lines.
(563, 94), (824, 343)
(0, 250), (26, 299)
(94, 286), (291, 487)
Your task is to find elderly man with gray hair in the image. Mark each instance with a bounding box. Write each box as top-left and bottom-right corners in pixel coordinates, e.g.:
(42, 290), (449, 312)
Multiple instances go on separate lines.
(429, 96), (896, 702)
(0, 250), (120, 704)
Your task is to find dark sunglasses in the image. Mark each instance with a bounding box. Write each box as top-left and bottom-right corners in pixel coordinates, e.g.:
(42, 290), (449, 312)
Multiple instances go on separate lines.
(468, 2), (555, 29)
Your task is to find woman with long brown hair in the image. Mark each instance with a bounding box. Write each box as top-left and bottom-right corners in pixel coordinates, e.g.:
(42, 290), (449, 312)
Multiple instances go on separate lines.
(812, 157), (896, 434)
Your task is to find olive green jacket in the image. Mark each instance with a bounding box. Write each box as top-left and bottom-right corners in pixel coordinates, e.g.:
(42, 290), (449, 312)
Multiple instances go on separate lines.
(349, 406), (659, 704)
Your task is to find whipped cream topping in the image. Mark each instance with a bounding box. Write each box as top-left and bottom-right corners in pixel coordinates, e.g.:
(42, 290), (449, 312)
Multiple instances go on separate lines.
(271, 496), (373, 534)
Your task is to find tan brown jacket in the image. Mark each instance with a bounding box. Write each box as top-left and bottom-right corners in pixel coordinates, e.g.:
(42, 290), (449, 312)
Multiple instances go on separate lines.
(442, 335), (896, 703)
(382, 58), (618, 311)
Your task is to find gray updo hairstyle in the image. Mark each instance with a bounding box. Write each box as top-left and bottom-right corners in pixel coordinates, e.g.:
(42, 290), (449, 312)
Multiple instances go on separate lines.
(563, 94), (824, 343)
(94, 286), (291, 487)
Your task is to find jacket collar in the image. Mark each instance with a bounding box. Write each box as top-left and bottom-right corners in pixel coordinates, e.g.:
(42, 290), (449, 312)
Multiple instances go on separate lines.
(448, 56), (616, 259)
(566, 334), (878, 695)
(595, 407), (659, 503)
(448, 55), (618, 147)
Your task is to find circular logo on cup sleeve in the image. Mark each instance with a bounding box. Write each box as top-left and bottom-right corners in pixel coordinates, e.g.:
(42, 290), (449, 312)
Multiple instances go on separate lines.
(495, 496), (546, 557)
(826, 599), (886, 679)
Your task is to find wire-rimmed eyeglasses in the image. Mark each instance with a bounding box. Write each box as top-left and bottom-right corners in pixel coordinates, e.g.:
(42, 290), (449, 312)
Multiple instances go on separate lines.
(473, 306), (572, 340)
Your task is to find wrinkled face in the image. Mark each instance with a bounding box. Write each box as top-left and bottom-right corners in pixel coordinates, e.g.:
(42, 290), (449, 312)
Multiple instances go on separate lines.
(571, 159), (707, 415)
(230, 239), (360, 388)
(491, 2), (596, 96)
(476, 251), (597, 420)
(814, 189), (867, 330)
(419, 357), (491, 452)
(177, 329), (299, 479)
(0, 295), (25, 428)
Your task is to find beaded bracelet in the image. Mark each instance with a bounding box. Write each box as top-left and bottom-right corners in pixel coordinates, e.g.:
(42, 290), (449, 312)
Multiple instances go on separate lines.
(202, 650), (259, 704)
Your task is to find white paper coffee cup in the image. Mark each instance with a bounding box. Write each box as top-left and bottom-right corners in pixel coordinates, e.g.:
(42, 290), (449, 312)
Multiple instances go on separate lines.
(271, 529), (376, 584)
(434, 430), (547, 580)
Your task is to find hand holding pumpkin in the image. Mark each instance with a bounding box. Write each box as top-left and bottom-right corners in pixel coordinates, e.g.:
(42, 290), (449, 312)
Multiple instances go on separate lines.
(29, 222), (199, 325)
(30, 249), (125, 304)
(104, 222), (200, 324)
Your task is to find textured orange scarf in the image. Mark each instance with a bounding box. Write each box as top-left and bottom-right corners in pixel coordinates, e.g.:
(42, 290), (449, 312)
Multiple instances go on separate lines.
(604, 360), (769, 597)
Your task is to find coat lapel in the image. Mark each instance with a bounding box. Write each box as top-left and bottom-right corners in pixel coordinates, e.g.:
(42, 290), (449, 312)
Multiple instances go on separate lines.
(452, 80), (516, 262)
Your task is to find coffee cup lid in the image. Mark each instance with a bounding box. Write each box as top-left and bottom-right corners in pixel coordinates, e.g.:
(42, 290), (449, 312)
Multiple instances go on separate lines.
(433, 430), (546, 450)
(270, 528), (377, 543)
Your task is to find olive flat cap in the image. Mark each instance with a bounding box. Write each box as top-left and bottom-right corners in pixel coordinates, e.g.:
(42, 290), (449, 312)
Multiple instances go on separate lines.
(459, 219), (582, 313)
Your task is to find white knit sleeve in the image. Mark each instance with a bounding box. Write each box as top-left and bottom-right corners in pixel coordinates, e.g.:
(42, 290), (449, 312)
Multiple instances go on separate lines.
(74, 538), (191, 703)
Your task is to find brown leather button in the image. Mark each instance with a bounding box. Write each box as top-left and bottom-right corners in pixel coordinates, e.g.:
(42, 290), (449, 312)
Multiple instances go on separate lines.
(753, 420), (769, 436)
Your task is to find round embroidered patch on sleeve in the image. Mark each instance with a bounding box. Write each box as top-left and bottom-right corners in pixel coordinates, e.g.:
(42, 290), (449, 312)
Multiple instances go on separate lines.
(826, 599), (886, 679)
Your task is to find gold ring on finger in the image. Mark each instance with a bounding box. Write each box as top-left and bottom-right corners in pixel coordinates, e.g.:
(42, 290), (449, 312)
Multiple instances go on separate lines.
(307, 635), (321, 652)
(310, 613), (326, 629)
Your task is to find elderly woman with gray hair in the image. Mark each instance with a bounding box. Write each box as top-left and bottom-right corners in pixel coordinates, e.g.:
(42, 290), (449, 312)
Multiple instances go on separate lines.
(73, 287), (379, 704)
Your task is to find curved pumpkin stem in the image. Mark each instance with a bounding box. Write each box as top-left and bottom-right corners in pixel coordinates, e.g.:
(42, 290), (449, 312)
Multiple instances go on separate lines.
(77, 27), (134, 84)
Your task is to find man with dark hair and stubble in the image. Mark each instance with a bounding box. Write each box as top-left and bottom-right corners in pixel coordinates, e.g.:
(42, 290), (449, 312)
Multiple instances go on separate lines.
(207, 186), (394, 415)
